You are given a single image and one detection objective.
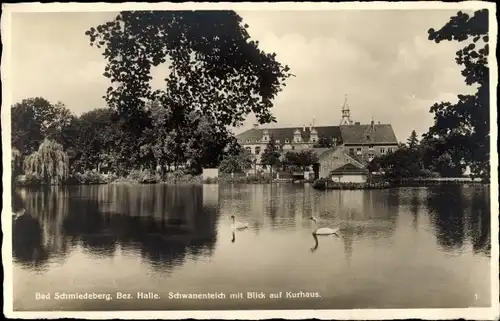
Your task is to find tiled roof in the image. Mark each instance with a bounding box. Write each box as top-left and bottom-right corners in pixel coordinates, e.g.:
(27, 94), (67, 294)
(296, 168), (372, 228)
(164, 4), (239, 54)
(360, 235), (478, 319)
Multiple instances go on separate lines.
(330, 163), (369, 175)
(340, 124), (398, 145)
(236, 126), (342, 144)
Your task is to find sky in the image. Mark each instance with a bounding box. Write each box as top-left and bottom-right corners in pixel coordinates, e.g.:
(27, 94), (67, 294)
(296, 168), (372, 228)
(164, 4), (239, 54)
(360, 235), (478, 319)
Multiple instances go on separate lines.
(9, 9), (474, 142)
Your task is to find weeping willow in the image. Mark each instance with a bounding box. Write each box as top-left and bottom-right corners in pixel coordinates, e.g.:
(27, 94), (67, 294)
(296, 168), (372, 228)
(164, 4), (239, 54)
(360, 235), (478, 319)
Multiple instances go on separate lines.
(23, 139), (69, 185)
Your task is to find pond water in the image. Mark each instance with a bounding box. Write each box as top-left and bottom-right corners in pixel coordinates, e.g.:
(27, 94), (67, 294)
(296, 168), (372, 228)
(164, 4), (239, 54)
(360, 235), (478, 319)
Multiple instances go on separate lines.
(11, 183), (491, 311)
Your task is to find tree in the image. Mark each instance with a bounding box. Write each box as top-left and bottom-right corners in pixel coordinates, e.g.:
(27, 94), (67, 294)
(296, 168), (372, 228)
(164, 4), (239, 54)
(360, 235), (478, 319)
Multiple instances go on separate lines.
(427, 9), (489, 180)
(407, 130), (419, 150)
(11, 97), (53, 156)
(282, 150), (318, 172)
(23, 139), (70, 185)
(219, 147), (254, 174)
(86, 11), (293, 168)
(260, 136), (281, 176)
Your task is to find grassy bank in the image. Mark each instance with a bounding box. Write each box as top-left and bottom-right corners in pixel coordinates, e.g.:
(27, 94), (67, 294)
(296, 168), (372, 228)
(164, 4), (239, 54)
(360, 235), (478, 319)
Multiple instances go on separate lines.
(13, 170), (276, 186)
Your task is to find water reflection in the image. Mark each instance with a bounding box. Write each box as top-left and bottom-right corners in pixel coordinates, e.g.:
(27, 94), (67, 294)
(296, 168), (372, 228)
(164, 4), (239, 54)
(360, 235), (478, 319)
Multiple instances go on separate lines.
(12, 184), (220, 273)
(309, 233), (341, 253)
(425, 185), (490, 255)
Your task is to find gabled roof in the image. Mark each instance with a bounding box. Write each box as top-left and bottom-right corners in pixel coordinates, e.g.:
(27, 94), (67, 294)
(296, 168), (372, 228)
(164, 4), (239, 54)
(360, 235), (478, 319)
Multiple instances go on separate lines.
(330, 163), (369, 175)
(236, 126), (342, 144)
(340, 124), (398, 145)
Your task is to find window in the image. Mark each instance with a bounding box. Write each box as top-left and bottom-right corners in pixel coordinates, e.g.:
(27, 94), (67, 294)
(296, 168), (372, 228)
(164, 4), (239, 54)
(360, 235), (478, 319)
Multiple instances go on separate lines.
(295, 138), (300, 143)
(275, 139), (280, 144)
(246, 139), (251, 143)
(256, 139), (260, 143)
(312, 138), (317, 143)
(368, 153), (375, 161)
(285, 139), (290, 143)
(366, 135), (370, 140)
(349, 148), (354, 155)
(255, 147), (261, 155)
(356, 148), (362, 155)
(263, 136), (268, 141)
(245, 147), (251, 152)
(388, 148), (393, 154)
(380, 148), (386, 154)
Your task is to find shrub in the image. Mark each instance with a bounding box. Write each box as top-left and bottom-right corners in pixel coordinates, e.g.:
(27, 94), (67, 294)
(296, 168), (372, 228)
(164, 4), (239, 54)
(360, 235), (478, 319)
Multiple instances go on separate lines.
(70, 171), (117, 185)
(15, 173), (42, 186)
(127, 169), (161, 184)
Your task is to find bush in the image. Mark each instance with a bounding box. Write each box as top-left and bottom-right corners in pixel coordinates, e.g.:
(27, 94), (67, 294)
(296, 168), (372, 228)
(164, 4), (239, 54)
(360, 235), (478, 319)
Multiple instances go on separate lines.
(203, 177), (218, 184)
(70, 171), (117, 185)
(15, 173), (42, 186)
(419, 169), (441, 178)
(127, 169), (161, 184)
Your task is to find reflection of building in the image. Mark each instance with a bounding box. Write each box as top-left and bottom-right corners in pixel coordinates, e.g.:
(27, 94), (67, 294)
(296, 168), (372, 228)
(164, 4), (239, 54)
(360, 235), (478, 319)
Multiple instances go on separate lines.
(236, 96), (398, 179)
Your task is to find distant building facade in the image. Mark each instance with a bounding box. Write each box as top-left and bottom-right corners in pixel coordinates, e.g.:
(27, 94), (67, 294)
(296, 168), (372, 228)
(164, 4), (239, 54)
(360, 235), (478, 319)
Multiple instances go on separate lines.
(235, 97), (399, 178)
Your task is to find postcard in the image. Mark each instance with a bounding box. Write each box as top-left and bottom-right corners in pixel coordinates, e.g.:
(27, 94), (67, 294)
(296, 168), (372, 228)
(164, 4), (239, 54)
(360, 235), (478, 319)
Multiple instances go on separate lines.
(2, 1), (498, 320)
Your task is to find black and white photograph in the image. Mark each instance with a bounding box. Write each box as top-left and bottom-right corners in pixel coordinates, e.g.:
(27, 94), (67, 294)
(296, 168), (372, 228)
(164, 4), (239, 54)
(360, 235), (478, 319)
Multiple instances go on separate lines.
(2, 2), (498, 319)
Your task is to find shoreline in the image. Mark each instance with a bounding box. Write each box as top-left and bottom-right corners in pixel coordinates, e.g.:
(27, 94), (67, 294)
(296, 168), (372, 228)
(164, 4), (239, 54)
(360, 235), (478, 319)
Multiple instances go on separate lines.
(12, 177), (488, 188)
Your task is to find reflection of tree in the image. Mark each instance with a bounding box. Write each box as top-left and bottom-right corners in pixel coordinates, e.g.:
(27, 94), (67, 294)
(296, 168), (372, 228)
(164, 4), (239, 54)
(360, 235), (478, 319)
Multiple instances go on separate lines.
(468, 187), (490, 255)
(426, 185), (466, 251)
(12, 187), (74, 268)
(12, 215), (49, 269)
(409, 188), (420, 231)
(12, 185), (219, 274)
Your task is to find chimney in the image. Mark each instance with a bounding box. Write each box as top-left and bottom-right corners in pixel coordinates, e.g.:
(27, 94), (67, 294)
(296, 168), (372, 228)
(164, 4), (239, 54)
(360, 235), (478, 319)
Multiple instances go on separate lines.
(370, 120), (375, 131)
(303, 124), (306, 131)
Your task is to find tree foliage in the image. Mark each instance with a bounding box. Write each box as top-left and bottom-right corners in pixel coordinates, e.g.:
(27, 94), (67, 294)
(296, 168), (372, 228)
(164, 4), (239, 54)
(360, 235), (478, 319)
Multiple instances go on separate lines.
(85, 10), (292, 132)
(427, 9), (489, 180)
(23, 139), (70, 185)
(282, 150), (319, 171)
(219, 146), (254, 174)
(260, 136), (281, 169)
(407, 130), (419, 150)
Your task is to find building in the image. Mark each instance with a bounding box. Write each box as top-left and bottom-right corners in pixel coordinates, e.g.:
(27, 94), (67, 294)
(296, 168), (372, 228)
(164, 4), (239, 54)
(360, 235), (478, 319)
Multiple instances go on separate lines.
(330, 163), (369, 183)
(235, 97), (399, 179)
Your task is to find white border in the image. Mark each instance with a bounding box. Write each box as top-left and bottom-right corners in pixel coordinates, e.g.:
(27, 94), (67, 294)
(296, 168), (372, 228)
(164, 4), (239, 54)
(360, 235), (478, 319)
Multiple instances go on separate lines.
(1, 2), (498, 320)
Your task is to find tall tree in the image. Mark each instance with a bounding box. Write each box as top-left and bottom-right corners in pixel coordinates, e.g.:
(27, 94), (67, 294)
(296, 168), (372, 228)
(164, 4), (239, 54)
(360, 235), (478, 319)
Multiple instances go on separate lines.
(407, 130), (419, 149)
(260, 136), (281, 177)
(427, 9), (489, 180)
(86, 11), (293, 167)
(11, 97), (54, 156)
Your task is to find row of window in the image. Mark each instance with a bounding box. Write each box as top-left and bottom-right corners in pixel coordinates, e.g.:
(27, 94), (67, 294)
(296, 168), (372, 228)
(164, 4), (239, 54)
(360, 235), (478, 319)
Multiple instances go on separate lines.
(348, 147), (394, 156)
(245, 137), (318, 144)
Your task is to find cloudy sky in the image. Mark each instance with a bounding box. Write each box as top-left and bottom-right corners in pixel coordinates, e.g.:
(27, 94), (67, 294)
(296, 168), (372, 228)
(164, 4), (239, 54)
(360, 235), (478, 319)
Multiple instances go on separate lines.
(9, 8), (474, 142)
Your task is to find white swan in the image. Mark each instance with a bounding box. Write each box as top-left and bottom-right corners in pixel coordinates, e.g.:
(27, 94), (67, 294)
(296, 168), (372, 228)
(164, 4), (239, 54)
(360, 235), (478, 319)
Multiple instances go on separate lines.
(231, 215), (249, 230)
(12, 209), (25, 221)
(309, 216), (339, 235)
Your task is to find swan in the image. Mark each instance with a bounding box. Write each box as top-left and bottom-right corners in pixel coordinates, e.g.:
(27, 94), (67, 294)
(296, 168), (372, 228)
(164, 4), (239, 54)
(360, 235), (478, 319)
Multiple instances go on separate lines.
(309, 216), (339, 235)
(231, 215), (249, 230)
(12, 209), (25, 221)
